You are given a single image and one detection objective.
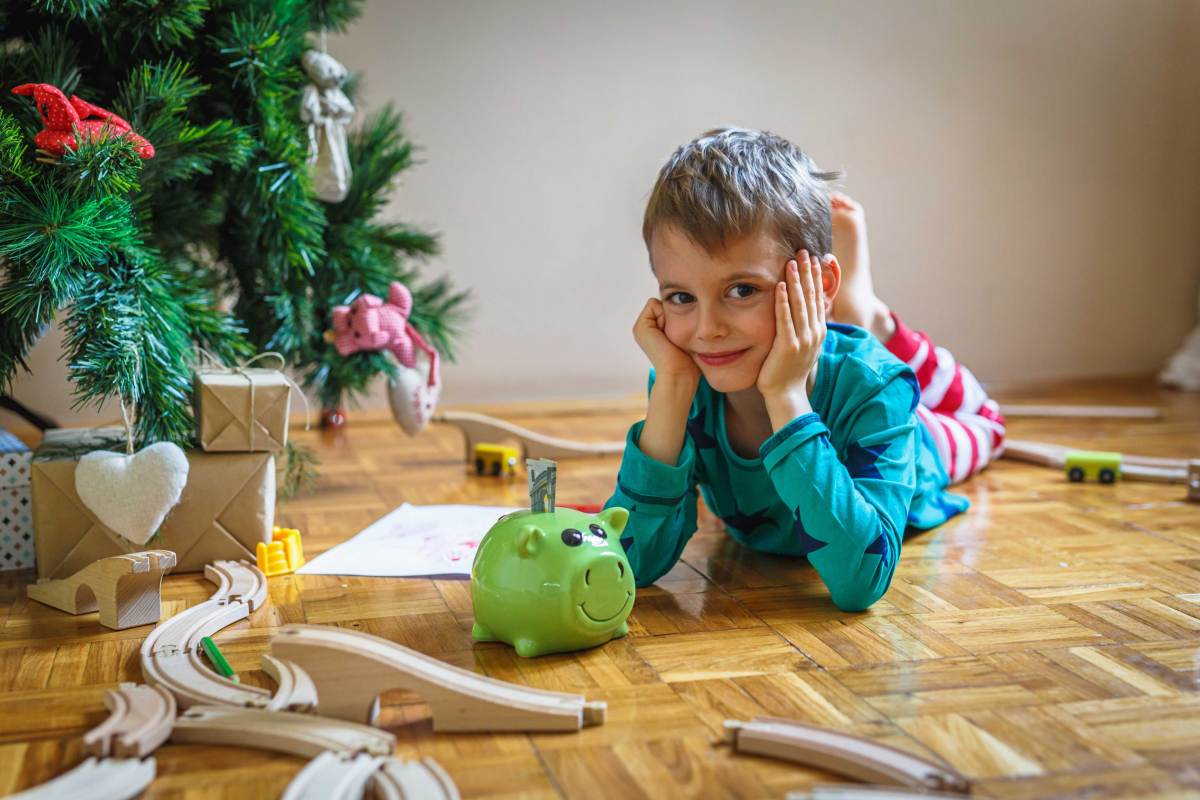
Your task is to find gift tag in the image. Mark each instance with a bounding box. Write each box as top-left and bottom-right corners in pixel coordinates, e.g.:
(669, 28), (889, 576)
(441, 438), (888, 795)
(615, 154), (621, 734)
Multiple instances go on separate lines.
(75, 443), (189, 545)
(388, 347), (441, 436)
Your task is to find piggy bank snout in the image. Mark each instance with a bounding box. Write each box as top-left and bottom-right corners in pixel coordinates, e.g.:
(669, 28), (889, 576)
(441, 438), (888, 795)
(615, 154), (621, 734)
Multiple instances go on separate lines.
(581, 553), (626, 588)
(574, 552), (633, 625)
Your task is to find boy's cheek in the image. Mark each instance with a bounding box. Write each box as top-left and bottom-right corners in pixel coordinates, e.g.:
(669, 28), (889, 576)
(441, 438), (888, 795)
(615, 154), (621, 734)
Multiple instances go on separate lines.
(662, 321), (690, 351)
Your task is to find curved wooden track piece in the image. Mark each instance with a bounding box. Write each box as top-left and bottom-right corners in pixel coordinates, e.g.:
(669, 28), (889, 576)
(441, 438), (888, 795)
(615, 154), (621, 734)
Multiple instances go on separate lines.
(171, 706), (395, 758)
(270, 624), (608, 732)
(434, 410), (623, 461)
(7, 756), (156, 800)
(27, 550), (176, 630)
(1003, 439), (1189, 484)
(282, 751), (383, 800)
(262, 654), (319, 713)
(725, 718), (970, 795)
(787, 785), (971, 800)
(82, 683), (176, 759)
(373, 756), (461, 800)
(282, 752), (461, 800)
(140, 560), (272, 709)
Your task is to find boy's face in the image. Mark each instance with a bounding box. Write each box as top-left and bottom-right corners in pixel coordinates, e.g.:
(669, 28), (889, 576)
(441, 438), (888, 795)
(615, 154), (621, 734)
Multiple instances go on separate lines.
(651, 225), (802, 394)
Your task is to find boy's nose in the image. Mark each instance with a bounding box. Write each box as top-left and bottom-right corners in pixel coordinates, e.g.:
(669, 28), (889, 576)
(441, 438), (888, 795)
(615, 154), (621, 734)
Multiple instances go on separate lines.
(695, 304), (728, 341)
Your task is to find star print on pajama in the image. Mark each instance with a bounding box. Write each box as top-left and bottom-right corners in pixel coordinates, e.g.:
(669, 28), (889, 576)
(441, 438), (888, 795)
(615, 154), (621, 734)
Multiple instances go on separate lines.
(606, 322), (984, 611)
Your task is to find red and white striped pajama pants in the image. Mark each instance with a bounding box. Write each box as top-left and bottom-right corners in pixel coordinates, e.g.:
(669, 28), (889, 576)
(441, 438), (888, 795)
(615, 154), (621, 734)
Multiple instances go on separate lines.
(885, 315), (1006, 485)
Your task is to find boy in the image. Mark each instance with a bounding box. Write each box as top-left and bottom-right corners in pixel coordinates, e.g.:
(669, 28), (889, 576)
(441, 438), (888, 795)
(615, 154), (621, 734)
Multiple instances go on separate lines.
(604, 128), (1005, 611)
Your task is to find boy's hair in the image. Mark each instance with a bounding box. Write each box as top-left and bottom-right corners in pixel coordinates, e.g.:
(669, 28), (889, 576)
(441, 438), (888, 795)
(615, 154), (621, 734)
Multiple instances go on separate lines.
(643, 127), (842, 260)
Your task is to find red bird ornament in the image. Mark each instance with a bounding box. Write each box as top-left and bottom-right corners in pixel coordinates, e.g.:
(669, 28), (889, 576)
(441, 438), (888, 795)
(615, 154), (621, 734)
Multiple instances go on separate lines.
(11, 83), (155, 158)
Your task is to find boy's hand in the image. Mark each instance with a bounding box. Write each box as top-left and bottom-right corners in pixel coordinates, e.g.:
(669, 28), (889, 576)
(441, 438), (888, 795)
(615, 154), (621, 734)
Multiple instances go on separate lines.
(757, 250), (827, 427)
(633, 298), (700, 385)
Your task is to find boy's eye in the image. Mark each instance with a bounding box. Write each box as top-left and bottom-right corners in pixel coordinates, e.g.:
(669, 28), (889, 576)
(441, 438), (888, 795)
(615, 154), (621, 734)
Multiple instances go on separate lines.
(728, 284), (758, 300)
(665, 291), (695, 305)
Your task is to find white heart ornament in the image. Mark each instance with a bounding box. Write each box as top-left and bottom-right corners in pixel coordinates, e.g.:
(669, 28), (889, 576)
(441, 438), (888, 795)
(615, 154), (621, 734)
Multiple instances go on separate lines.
(75, 442), (190, 545)
(388, 347), (441, 436)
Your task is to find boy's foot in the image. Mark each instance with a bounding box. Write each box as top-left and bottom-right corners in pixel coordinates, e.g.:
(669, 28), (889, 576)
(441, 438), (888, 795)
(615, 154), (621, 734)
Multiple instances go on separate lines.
(830, 192), (892, 340)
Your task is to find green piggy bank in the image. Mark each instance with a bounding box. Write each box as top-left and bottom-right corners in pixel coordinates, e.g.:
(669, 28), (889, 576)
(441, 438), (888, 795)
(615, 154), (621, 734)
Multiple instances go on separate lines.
(470, 506), (635, 657)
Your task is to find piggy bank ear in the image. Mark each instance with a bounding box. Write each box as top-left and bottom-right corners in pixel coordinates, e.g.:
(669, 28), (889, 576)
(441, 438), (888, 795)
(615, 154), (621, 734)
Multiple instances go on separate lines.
(597, 506), (629, 536)
(517, 525), (545, 559)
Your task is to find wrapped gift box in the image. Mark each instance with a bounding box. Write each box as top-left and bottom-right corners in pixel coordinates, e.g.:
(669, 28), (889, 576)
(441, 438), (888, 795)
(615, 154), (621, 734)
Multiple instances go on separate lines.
(0, 428), (34, 571)
(32, 428), (274, 578)
(194, 366), (291, 452)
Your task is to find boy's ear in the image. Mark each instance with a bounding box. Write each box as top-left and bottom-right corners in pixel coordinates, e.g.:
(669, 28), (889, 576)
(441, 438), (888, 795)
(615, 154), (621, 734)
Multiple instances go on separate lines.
(821, 254), (842, 308)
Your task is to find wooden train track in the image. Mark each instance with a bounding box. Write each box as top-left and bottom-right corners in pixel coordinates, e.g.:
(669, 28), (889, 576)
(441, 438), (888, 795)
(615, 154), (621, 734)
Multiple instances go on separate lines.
(787, 786), (971, 800)
(27, 550), (176, 630)
(434, 410), (624, 460)
(999, 403), (1162, 419)
(6, 757), (156, 800)
(82, 683), (176, 759)
(171, 706), (395, 758)
(725, 718), (970, 795)
(140, 560), (272, 709)
(269, 624), (608, 731)
(1003, 439), (1191, 484)
(282, 752), (460, 800)
(140, 560), (314, 712)
(373, 756), (460, 800)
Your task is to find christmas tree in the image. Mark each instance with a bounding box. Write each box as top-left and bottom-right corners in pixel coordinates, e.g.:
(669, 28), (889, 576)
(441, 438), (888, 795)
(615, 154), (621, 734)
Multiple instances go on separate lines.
(0, 1), (467, 458)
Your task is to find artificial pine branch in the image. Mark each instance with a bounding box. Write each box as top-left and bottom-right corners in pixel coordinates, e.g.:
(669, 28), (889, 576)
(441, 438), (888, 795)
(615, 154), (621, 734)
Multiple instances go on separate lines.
(2, 0), (468, 445)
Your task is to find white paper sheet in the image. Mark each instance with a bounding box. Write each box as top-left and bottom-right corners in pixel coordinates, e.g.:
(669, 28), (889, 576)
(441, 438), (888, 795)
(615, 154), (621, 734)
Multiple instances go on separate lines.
(297, 503), (519, 578)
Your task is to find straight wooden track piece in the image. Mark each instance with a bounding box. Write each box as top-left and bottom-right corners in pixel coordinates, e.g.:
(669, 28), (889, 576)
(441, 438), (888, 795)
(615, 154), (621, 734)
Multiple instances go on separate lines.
(7, 757), (156, 800)
(434, 409), (623, 461)
(725, 718), (970, 795)
(171, 706), (395, 758)
(372, 756), (461, 800)
(26, 550), (176, 630)
(1003, 439), (1190, 483)
(787, 785), (971, 800)
(269, 624), (608, 732)
(999, 403), (1162, 419)
(82, 683), (176, 759)
(140, 560), (273, 709)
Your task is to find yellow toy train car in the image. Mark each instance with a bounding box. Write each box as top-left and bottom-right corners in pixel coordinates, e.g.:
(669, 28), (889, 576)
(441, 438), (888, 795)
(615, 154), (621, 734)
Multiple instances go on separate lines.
(474, 443), (520, 477)
(1064, 451), (1122, 484)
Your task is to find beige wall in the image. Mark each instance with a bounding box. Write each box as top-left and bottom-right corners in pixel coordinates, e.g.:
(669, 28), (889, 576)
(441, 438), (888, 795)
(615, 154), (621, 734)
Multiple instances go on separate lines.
(8, 0), (1200, 426)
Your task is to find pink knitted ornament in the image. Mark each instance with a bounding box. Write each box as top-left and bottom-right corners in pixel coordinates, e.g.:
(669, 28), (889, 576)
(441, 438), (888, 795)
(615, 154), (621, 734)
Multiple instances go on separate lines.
(331, 282), (420, 365)
(331, 282), (441, 435)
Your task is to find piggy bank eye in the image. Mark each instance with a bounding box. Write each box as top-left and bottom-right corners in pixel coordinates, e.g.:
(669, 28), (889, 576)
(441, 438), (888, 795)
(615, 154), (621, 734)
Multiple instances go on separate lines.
(561, 528), (584, 547)
(588, 524), (607, 539)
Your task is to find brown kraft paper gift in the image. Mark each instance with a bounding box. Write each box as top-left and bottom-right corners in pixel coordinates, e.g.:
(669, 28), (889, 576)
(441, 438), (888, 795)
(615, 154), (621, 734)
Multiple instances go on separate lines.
(31, 428), (274, 578)
(194, 365), (291, 452)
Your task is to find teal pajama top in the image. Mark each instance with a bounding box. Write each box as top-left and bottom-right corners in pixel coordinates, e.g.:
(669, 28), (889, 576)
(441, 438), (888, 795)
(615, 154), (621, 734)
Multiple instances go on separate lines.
(604, 323), (969, 611)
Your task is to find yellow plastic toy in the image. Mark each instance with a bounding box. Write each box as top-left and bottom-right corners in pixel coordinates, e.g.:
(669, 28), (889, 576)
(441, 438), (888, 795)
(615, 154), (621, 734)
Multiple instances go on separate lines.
(256, 526), (306, 576)
(474, 443), (520, 477)
(1064, 451), (1122, 484)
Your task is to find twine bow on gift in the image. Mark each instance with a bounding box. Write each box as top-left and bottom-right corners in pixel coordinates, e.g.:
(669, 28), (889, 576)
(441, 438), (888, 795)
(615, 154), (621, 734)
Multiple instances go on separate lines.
(196, 350), (312, 450)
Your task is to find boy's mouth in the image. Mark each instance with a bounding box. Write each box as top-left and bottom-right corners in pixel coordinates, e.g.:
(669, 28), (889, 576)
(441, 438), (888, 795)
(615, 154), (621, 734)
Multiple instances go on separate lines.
(695, 348), (749, 366)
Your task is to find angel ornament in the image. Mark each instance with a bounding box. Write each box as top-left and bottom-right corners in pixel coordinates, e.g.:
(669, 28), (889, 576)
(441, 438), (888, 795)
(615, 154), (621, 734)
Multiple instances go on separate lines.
(300, 49), (355, 203)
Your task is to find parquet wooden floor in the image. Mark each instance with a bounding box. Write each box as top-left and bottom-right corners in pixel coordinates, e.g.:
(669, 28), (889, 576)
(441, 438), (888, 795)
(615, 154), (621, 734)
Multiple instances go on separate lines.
(1, 376), (1198, 799)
